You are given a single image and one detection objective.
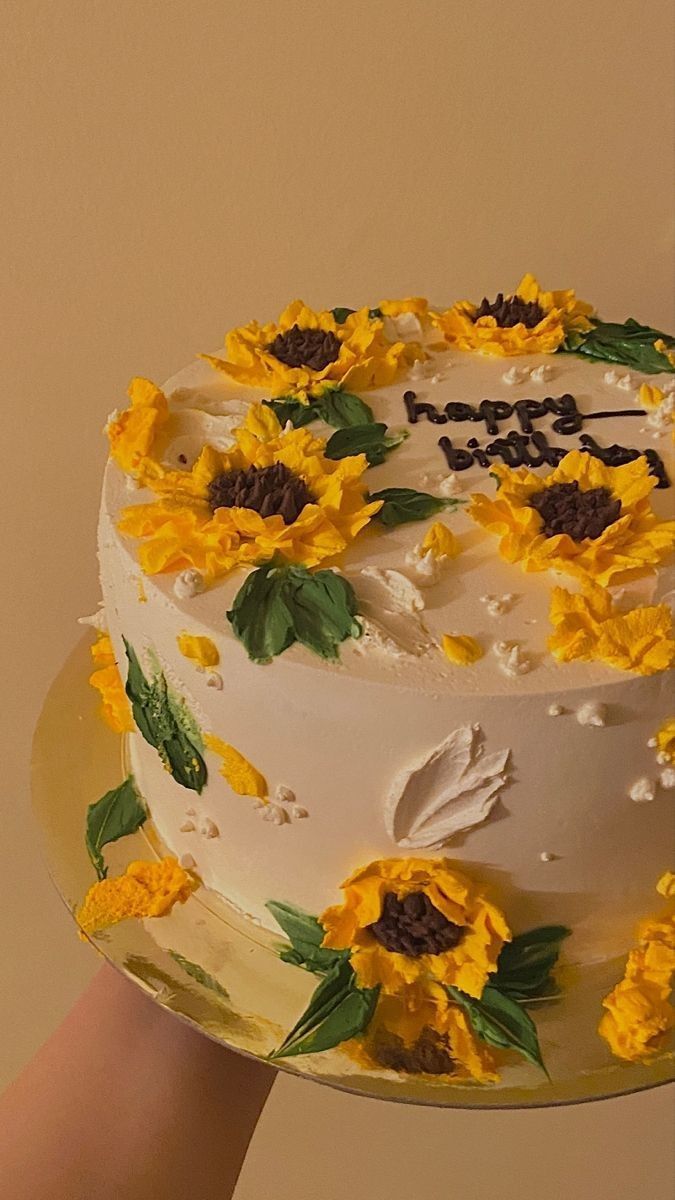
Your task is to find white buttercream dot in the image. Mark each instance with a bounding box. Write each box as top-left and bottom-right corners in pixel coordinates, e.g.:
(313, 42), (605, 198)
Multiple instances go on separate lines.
(629, 777), (656, 804)
(481, 592), (517, 617)
(547, 703), (565, 717)
(179, 819), (196, 833)
(263, 803), (289, 826)
(174, 568), (206, 599)
(78, 607), (107, 631)
(275, 784), (296, 806)
(539, 851), (556, 863)
(617, 372), (634, 391)
(406, 548), (442, 587)
(290, 804), (309, 819)
(200, 817), (220, 839)
(659, 768), (675, 790)
(493, 640), (532, 676)
(206, 672), (223, 690)
(529, 363), (553, 383)
(180, 853), (196, 870)
(502, 365), (528, 386)
(603, 369), (620, 385)
(437, 473), (463, 498)
(576, 701), (607, 728)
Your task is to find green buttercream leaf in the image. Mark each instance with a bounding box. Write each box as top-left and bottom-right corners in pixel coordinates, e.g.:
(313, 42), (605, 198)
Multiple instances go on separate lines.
(123, 639), (207, 793)
(492, 925), (571, 1002)
(325, 423), (408, 467)
(316, 390), (375, 428)
(446, 984), (549, 1077)
(369, 487), (465, 527)
(331, 307), (356, 324)
(266, 901), (348, 974)
(168, 951), (230, 1001)
(270, 959), (379, 1059)
(565, 318), (675, 374)
(261, 398), (317, 429)
(85, 776), (146, 880)
(227, 563), (360, 664)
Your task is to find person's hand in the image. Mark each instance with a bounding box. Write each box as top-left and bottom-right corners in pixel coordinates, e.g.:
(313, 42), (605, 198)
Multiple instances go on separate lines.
(0, 965), (275, 1200)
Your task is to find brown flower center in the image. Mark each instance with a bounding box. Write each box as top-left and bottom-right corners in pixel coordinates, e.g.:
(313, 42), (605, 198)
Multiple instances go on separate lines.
(372, 1027), (455, 1076)
(368, 891), (464, 958)
(529, 481), (621, 541)
(207, 462), (313, 525)
(267, 324), (341, 371)
(473, 292), (545, 329)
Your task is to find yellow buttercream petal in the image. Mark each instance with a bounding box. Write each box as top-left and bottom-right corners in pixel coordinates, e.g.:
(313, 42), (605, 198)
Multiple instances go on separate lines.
(88, 633), (134, 734)
(441, 633), (484, 666)
(177, 633), (220, 668)
(421, 521), (460, 560)
(77, 857), (195, 933)
(205, 733), (268, 799)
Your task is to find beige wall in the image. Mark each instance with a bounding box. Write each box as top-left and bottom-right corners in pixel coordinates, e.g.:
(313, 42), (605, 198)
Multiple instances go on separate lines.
(2, 2), (673, 1196)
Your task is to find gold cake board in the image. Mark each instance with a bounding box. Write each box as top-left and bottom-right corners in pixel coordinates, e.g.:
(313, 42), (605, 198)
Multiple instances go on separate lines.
(31, 638), (674, 1108)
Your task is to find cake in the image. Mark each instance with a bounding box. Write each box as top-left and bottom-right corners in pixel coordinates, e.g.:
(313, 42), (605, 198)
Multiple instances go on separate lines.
(83, 280), (675, 1081)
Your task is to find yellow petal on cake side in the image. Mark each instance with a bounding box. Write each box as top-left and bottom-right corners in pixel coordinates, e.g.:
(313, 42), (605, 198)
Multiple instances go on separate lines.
(89, 632), (134, 734)
(432, 273), (594, 357)
(77, 857), (195, 934)
(654, 718), (675, 764)
(470, 450), (675, 588)
(599, 875), (675, 1061)
(177, 633), (220, 668)
(202, 299), (425, 402)
(441, 633), (483, 666)
(205, 733), (268, 800)
(548, 584), (675, 676)
(320, 857), (510, 999)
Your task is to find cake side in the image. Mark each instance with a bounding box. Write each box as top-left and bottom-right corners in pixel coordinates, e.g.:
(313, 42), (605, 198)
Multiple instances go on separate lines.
(89, 286), (675, 1081)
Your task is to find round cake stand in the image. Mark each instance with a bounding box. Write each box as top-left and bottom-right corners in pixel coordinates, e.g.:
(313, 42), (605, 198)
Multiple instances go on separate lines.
(31, 638), (674, 1109)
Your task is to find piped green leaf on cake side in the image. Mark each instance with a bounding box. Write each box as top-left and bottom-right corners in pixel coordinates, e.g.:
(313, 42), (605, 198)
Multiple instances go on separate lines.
(368, 487), (465, 528)
(123, 639), (207, 793)
(269, 958), (379, 1060)
(564, 317), (675, 374)
(446, 984), (549, 1077)
(227, 562), (361, 664)
(85, 775), (147, 880)
(266, 901), (349, 974)
(491, 925), (571, 1002)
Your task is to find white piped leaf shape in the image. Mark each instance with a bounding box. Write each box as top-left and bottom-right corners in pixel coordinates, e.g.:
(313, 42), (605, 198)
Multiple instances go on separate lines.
(384, 724), (511, 849)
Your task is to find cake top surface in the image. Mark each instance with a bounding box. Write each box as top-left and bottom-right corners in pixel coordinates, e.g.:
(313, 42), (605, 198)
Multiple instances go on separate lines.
(103, 286), (675, 697)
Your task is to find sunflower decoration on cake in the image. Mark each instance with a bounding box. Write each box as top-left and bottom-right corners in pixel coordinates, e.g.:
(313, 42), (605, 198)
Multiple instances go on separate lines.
(111, 398), (382, 581)
(469, 449), (675, 589)
(266, 856), (570, 1084)
(320, 857), (510, 999)
(432, 273), (595, 357)
(202, 298), (426, 402)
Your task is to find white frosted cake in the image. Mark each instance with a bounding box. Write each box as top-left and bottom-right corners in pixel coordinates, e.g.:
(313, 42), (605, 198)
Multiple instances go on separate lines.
(84, 280), (675, 1081)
